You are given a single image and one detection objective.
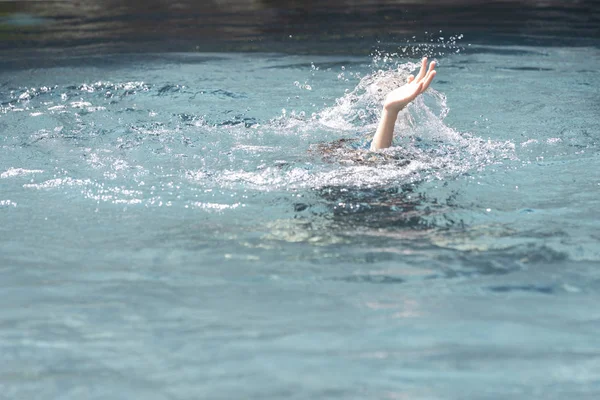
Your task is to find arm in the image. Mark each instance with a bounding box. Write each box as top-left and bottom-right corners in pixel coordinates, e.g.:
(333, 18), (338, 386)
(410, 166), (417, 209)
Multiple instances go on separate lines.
(370, 57), (437, 151)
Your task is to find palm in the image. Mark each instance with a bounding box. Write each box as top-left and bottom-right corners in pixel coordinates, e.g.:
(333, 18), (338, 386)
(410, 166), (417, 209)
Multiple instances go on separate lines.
(384, 58), (436, 114)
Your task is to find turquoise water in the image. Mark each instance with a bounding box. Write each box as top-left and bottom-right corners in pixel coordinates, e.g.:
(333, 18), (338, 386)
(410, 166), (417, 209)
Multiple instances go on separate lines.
(1, 45), (600, 399)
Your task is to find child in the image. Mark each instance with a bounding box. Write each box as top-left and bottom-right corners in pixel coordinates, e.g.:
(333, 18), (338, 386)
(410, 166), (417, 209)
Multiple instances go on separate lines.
(370, 57), (436, 150)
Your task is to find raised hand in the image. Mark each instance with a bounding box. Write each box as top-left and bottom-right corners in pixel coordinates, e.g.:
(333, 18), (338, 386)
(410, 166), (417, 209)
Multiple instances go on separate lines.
(370, 57), (437, 151)
(383, 57), (437, 114)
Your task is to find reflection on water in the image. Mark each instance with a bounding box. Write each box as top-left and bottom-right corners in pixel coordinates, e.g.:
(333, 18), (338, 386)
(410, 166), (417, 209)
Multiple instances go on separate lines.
(2, 0), (599, 53)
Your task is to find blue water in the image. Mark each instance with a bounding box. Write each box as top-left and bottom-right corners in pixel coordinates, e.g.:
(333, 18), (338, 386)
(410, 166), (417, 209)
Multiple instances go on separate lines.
(1, 44), (600, 399)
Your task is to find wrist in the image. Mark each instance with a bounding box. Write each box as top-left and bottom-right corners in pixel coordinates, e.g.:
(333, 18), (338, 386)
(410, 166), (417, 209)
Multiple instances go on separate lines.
(381, 106), (400, 119)
(382, 103), (402, 116)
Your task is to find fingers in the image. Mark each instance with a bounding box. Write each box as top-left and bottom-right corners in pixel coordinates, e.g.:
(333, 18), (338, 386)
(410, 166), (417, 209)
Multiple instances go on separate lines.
(415, 57), (428, 81)
(425, 61), (436, 80)
(420, 69), (436, 93)
(407, 75), (415, 84)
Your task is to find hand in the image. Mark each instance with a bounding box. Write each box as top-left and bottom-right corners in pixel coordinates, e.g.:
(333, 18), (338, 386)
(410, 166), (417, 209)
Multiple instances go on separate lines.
(383, 57), (436, 114)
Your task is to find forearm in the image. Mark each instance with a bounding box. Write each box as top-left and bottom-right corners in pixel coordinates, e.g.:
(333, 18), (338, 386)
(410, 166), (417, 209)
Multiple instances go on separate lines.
(370, 108), (399, 151)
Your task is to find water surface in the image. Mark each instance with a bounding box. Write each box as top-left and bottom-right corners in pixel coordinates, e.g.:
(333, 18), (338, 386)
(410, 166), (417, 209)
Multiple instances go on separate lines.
(1, 43), (600, 399)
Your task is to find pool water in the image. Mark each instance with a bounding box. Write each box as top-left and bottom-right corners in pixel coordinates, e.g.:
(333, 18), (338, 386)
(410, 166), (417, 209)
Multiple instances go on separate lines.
(1, 43), (600, 399)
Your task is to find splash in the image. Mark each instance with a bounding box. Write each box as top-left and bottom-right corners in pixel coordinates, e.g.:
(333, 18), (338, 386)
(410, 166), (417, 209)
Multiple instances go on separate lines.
(236, 59), (515, 190)
(3, 54), (516, 205)
(371, 32), (467, 66)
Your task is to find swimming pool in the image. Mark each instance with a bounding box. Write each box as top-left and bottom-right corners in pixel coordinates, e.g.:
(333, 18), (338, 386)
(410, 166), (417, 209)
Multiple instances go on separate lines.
(1, 24), (600, 400)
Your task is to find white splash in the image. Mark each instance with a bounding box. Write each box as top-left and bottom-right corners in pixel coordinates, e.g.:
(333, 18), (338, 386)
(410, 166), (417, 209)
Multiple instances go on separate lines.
(1, 168), (44, 179)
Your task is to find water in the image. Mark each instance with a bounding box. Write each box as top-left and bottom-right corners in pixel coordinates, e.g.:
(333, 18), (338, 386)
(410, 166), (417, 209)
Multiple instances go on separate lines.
(1, 43), (600, 399)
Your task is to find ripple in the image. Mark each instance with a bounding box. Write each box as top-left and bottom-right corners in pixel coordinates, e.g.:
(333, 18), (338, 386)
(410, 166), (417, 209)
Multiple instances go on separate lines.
(488, 284), (555, 294)
(189, 202), (244, 212)
(209, 89), (248, 99)
(0, 200), (17, 207)
(495, 66), (554, 72)
(331, 274), (406, 284)
(1, 168), (44, 179)
(23, 177), (92, 190)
